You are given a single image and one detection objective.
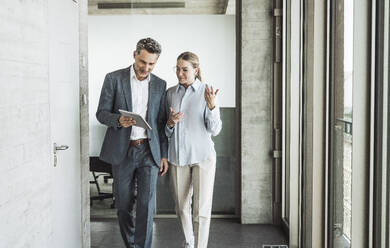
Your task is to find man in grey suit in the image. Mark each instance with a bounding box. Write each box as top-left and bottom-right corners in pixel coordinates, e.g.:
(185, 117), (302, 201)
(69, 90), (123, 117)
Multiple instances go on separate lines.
(96, 38), (168, 248)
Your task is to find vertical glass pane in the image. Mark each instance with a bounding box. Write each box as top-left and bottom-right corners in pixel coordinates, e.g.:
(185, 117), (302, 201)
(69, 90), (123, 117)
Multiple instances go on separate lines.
(332, 0), (353, 247)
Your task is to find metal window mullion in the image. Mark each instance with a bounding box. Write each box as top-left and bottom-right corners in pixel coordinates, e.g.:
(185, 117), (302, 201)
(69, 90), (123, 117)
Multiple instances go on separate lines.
(324, 0), (332, 247)
(272, 0), (283, 225)
(326, 0), (337, 246)
(298, 0), (305, 247)
(281, 0), (288, 223)
(285, 0), (303, 246)
(372, 0), (388, 247)
(383, 0), (390, 247)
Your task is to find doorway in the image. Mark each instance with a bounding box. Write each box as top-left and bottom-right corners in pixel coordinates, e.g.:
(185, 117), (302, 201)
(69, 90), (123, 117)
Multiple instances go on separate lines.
(87, 14), (237, 219)
(86, 7), (238, 243)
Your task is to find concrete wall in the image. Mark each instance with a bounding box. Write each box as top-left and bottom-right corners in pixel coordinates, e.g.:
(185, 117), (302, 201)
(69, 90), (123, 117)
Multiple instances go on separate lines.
(0, 0), (52, 247)
(241, 0), (273, 223)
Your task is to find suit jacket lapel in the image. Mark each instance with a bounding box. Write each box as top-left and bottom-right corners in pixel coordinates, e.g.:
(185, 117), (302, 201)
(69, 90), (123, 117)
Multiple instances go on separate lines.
(122, 66), (132, 111)
(146, 74), (156, 124)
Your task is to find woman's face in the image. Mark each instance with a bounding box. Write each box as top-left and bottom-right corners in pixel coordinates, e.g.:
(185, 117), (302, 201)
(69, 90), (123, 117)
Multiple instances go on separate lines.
(176, 59), (198, 86)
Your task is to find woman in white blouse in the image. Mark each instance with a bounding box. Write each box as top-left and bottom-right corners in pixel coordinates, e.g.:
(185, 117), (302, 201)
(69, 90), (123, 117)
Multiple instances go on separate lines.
(165, 51), (222, 248)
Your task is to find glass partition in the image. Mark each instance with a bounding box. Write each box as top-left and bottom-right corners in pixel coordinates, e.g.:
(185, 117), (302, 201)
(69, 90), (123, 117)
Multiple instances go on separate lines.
(330, 0), (354, 247)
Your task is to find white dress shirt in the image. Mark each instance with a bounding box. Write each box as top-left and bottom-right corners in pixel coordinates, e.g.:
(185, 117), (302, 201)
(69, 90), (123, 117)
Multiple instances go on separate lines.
(165, 79), (222, 166)
(130, 65), (149, 140)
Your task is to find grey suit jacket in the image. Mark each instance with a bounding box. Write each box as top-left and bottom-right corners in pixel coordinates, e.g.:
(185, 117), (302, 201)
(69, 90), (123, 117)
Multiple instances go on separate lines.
(96, 66), (168, 166)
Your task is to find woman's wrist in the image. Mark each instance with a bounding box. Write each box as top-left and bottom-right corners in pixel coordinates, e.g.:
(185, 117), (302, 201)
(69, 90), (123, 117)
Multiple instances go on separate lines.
(167, 120), (175, 128)
(207, 104), (215, 110)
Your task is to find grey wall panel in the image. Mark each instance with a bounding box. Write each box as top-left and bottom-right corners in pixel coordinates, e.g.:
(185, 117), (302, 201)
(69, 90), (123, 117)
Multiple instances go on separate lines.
(156, 108), (238, 215)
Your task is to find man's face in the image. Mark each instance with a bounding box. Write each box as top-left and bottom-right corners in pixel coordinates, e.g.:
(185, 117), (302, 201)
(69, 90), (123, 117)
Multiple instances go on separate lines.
(133, 49), (159, 80)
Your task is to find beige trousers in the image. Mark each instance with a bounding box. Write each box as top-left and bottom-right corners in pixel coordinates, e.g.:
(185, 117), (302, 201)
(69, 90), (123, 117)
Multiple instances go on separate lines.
(169, 156), (216, 248)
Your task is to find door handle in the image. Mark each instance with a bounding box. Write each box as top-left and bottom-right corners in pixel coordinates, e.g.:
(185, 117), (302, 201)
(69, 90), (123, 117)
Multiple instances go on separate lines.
(55, 144), (69, 151)
(53, 143), (69, 167)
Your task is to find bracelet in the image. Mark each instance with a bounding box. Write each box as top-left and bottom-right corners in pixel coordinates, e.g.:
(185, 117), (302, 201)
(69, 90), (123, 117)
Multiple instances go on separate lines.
(208, 105), (215, 110)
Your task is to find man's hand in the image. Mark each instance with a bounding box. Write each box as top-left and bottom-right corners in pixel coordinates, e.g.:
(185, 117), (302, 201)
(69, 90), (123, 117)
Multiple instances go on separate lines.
(119, 116), (136, 128)
(159, 158), (168, 176)
(167, 107), (183, 128)
(204, 84), (219, 110)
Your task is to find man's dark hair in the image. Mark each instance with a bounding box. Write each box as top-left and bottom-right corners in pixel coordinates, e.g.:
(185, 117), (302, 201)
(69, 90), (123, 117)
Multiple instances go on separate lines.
(136, 38), (162, 55)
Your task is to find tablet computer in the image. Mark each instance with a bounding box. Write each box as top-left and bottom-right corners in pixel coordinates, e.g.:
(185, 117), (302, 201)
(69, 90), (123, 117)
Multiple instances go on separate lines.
(118, 109), (152, 131)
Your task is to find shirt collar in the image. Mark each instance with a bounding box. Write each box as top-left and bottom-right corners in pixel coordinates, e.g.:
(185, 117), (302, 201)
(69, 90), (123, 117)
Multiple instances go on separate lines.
(130, 64), (150, 82)
(176, 78), (202, 93)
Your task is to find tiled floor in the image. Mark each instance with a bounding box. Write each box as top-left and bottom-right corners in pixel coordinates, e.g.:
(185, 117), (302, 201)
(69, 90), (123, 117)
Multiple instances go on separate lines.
(90, 173), (288, 247)
(91, 218), (288, 248)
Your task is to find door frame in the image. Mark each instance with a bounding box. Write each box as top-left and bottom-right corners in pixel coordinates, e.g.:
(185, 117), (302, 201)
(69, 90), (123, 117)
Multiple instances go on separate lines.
(78, 0), (90, 247)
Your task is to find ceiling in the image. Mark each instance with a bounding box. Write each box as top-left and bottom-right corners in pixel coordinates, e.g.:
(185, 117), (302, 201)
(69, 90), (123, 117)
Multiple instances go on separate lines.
(88, 0), (235, 15)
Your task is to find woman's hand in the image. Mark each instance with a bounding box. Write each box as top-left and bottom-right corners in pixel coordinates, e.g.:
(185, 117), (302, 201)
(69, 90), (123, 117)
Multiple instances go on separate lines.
(205, 85), (219, 110)
(167, 107), (183, 128)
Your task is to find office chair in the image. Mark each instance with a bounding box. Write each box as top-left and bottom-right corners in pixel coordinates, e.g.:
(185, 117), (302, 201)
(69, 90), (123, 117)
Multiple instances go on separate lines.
(89, 156), (115, 208)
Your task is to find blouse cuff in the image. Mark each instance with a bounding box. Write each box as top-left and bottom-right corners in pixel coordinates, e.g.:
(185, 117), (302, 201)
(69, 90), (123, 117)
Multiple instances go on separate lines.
(165, 124), (174, 137)
(205, 105), (220, 120)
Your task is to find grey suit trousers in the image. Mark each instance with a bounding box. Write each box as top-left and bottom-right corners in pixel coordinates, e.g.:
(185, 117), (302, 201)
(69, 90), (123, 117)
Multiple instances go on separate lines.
(112, 142), (159, 248)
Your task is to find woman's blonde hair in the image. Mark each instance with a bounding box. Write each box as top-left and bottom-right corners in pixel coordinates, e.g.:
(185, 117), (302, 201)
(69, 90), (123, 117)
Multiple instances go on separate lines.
(177, 51), (202, 81)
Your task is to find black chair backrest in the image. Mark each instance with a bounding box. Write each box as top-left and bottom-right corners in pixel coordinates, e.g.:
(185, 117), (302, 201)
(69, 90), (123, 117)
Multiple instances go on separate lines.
(89, 157), (112, 173)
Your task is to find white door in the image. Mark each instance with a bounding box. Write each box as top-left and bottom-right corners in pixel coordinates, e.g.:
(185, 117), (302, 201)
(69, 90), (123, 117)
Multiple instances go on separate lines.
(48, 0), (81, 247)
